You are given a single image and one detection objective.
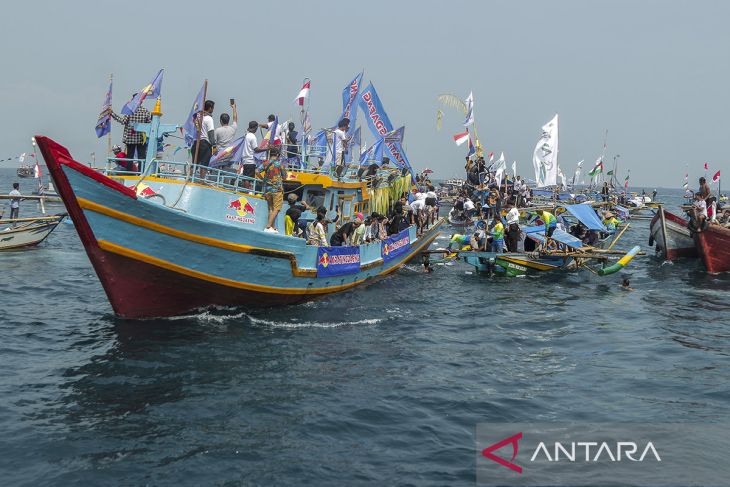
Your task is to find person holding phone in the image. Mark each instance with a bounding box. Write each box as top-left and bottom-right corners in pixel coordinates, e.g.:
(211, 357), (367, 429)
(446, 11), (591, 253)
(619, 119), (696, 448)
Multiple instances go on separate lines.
(214, 99), (238, 163)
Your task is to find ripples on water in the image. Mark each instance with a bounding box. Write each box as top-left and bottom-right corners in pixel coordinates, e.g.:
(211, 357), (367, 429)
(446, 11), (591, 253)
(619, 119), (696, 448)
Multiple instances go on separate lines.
(1, 188), (729, 485)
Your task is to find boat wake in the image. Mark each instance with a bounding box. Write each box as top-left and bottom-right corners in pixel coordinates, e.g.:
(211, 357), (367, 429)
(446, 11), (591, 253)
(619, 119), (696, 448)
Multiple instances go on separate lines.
(245, 315), (383, 329)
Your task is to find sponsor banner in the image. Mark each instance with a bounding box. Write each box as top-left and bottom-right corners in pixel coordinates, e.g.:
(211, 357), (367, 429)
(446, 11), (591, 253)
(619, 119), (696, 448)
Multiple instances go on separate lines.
(317, 246), (360, 277)
(476, 423), (730, 486)
(381, 229), (410, 263)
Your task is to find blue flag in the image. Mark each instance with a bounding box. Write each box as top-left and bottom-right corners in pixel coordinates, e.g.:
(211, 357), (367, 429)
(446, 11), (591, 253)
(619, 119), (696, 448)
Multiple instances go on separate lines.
(121, 69), (163, 115)
(358, 82), (394, 138)
(338, 72), (363, 133)
(358, 83), (416, 181)
(95, 79), (113, 138)
(183, 82), (206, 147)
(209, 135), (245, 168)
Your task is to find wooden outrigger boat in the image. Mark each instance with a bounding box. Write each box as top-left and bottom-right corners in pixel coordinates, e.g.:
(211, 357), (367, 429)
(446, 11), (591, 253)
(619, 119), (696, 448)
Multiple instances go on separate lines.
(36, 100), (443, 319)
(648, 206), (698, 261)
(0, 214), (66, 250)
(693, 223), (730, 273)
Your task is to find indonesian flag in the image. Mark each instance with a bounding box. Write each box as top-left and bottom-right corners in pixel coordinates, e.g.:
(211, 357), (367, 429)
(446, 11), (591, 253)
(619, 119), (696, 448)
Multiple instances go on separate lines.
(488, 151), (494, 162)
(294, 79), (310, 106)
(712, 170), (721, 183)
(34, 160), (42, 179)
(704, 162), (709, 170)
(453, 129), (469, 146)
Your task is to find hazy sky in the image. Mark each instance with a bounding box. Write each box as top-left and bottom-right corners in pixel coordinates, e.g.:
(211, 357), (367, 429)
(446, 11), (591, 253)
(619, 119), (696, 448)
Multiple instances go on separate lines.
(1, 0), (728, 187)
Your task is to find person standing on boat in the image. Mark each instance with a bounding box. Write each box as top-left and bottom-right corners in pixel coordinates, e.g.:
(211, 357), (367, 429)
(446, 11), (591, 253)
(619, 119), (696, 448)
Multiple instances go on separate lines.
(111, 97), (151, 164)
(537, 209), (557, 238)
(306, 212), (328, 246)
(285, 122), (299, 168)
(333, 118), (351, 179)
(261, 146), (287, 233)
(284, 193), (310, 237)
(214, 100), (238, 165)
(191, 100), (216, 167)
(240, 121), (267, 188)
(490, 217), (505, 253)
(8, 182), (21, 220)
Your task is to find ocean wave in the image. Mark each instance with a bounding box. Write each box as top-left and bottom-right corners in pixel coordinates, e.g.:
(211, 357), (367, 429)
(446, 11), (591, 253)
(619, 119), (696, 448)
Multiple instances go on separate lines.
(246, 315), (383, 329)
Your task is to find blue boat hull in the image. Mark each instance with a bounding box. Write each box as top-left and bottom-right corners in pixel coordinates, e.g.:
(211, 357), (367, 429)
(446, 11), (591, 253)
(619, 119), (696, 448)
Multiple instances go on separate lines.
(37, 136), (443, 318)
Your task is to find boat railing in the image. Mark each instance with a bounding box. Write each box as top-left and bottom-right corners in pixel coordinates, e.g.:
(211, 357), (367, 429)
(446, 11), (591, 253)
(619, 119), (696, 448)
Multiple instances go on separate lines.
(104, 149), (408, 195)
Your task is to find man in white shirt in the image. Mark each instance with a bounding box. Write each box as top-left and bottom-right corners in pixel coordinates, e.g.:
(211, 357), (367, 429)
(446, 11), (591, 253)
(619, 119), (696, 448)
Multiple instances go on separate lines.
(214, 99), (238, 157)
(333, 118), (350, 179)
(259, 114), (285, 143)
(240, 121), (267, 188)
(463, 198), (475, 218)
(191, 100), (216, 169)
(8, 182), (21, 220)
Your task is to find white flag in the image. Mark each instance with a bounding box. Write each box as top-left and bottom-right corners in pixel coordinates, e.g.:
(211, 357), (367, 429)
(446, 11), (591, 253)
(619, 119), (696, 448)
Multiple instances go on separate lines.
(512, 160), (517, 177)
(532, 114), (559, 187)
(462, 91), (474, 127)
(19, 152), (25, 163)
(495, 152), (506, 189)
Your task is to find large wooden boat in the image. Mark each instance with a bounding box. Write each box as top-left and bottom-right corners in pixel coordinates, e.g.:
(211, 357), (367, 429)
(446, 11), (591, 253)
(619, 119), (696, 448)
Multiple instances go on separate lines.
(36, 115), (442, 318)
(648, 206), (698, 260)
(0, 214), (65, 250)
(693, 223), (730, 273)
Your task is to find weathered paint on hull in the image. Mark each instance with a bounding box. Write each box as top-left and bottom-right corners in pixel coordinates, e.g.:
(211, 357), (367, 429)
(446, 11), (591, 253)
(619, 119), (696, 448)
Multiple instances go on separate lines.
(694, 224), (730, 274)
(649, 208), (697, 260)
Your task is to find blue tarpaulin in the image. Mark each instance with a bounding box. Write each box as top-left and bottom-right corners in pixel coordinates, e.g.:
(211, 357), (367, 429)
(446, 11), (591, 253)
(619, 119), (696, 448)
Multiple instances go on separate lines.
(524, 225), (583, 248)
(564, 204), (607, 232)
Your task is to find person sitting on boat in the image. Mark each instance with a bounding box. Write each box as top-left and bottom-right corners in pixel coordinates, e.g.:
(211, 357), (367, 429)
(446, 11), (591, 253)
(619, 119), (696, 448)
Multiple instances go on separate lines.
(469, 232), (485, 251)
(111, 145), (130, 172)
(261, 146), (287, 233)
(284, 193), (310, 237)
(691, 192), (708, 230)
(447, 233), (470, 252)
(583, 229), (599, 247)
(490, 217), (505, 253)
(306, 211), (328, 246)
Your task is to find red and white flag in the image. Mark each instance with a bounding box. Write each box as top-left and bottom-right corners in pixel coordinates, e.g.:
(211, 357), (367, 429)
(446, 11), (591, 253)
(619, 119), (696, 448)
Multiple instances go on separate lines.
(488, 151), (494, 162)
(453, 129), (469, 146)
(704, 162), (709, 170)
(294, 79), (310, 106)
(34, 160), (42, 179)
(712, 170), (721, 183)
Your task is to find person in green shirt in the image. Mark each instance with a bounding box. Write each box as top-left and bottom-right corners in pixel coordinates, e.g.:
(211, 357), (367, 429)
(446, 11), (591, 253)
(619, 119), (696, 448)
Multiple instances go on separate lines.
(447, 233), (470, 252)
(490, 218), (504, 253)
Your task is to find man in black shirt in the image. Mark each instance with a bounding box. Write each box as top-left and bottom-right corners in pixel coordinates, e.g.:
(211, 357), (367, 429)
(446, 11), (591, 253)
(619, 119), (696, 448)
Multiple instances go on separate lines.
(285, 193), (310, 236)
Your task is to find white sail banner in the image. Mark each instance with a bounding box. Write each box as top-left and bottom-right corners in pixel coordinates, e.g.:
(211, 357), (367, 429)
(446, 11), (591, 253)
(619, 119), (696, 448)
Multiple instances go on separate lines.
(532, 114), (559, 187)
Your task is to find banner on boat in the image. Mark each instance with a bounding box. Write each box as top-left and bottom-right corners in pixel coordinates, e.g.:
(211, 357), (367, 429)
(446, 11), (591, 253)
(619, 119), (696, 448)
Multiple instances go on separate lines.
(317, 246), (361, 277)
(381, 228), (410, 263)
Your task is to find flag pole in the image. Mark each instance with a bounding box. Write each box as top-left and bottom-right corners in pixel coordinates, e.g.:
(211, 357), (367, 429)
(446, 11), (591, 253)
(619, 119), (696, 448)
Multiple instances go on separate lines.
(107, 73), (113, 157)
(193, 79), (208, 167)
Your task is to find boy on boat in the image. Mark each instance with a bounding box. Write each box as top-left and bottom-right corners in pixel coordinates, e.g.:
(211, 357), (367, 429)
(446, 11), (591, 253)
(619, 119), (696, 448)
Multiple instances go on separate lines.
(261, 146), (286, 233)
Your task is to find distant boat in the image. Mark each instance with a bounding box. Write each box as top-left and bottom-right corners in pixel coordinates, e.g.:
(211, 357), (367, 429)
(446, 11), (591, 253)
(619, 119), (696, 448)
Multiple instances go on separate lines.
(648, 207), (697, 261)
(17, 165), (34, 178)
(0, 214), (66, 250)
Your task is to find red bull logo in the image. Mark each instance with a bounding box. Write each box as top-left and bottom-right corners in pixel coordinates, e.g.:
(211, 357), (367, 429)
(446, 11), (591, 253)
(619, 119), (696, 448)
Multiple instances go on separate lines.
(318, 253), (329, 268)
(134, 183), (157, 198)
(226, 196), (256, 224)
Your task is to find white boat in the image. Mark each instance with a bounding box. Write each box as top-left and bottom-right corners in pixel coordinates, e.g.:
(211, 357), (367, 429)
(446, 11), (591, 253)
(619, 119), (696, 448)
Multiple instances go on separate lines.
(0, 214), (66, 250)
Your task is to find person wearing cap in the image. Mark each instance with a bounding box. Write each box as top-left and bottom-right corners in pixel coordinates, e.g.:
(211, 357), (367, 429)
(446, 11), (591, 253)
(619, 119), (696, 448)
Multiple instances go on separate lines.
(112, 145), (129, 172)
(284, 193), (310, 237)
(261, 146), (287, 233)
(351, 213), (366, 245)
(602, 211), (622, 234)
(333, 118), (351, 178)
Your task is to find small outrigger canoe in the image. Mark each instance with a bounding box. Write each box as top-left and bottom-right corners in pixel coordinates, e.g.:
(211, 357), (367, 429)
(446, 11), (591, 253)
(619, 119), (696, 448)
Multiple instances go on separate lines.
(0, 214), (66, 250)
